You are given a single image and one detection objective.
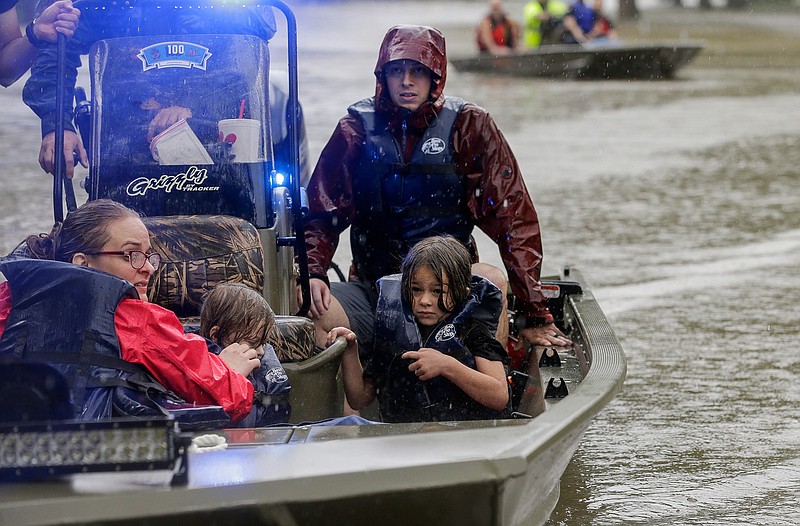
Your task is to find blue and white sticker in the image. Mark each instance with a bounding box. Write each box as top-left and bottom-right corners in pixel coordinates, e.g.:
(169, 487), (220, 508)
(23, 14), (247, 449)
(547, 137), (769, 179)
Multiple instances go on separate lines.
(421, 137), (446, 155)
(265, 367), (289, 384)
(138, 41), (212, 71)
(435, 323), (457, 343)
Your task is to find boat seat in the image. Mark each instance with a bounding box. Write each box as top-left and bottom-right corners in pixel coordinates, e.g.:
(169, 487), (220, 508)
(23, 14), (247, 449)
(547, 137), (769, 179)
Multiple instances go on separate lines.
(144, 215), (264, 317)
(143, 215), (314, 362)
(143, 215), (346, 423)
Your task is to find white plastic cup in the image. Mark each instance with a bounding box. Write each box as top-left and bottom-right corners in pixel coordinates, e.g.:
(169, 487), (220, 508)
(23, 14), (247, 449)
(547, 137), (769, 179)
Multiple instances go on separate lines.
(218, 118), (261, 162)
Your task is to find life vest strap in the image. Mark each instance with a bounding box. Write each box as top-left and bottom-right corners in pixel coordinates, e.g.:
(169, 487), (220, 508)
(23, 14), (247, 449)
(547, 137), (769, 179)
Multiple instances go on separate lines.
(253, 391), (291, 407)
(387, 163), (457, 176)
(30, 349), (149, 375)
(388, 205), (463, 218)
(72, 329), (100, 414)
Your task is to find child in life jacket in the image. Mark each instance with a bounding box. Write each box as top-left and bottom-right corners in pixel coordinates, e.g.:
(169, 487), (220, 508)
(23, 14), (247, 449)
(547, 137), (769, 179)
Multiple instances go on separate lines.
(199, 282), (291, 426)
(329, 236), (511, 423)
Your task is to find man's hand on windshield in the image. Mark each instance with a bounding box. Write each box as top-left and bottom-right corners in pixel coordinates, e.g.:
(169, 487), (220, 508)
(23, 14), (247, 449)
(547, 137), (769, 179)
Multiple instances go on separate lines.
(38, 130), (88, 179)
(147, 106), (192, 142)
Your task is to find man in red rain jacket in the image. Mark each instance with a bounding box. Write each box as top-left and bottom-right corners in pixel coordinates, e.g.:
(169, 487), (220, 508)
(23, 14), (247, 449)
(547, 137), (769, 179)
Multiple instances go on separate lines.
(302, 25), (570, 356)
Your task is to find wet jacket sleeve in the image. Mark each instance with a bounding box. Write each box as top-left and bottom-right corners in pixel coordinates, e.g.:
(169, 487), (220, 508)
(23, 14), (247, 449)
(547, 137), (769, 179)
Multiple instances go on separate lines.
(453, 103), (554, 325)
(114, 299), (254, 422)
(304, 114), (365, 276)
(22, 16), (94, 137)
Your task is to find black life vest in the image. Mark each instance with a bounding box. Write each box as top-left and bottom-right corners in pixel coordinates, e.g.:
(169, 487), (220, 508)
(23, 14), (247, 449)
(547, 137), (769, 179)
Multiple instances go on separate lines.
(372, 274), (508, 422)
(247, 344), (292, 426)
(0, 259), (229, 428)
(204, 338), (292, 427)
(348, 97), (474, 284)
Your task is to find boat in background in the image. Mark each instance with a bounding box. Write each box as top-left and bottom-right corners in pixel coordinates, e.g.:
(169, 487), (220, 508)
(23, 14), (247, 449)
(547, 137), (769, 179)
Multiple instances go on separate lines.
(450, 41), (704, 79)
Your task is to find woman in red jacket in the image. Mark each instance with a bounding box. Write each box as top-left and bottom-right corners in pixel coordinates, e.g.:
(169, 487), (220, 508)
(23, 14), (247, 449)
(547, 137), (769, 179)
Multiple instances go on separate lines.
(0, 199), (259, 422)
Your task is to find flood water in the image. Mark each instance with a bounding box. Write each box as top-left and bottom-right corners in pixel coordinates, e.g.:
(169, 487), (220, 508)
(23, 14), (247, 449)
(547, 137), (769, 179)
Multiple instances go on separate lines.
(2, 1), (800, 524)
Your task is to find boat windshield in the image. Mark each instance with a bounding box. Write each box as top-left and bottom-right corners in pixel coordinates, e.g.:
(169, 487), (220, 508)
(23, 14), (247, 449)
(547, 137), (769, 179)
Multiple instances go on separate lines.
(88, 32), (275, 226)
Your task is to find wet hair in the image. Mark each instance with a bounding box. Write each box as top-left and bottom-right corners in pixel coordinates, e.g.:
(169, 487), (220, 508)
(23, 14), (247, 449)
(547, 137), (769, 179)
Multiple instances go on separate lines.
(199, 283), (275, 348)
(25, 199), (141, 263)
(400, 236), (472, 314)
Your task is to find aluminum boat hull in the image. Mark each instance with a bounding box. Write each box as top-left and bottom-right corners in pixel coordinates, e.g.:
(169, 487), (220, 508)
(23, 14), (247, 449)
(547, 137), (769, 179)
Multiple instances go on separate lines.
(450, 42), (703, 79)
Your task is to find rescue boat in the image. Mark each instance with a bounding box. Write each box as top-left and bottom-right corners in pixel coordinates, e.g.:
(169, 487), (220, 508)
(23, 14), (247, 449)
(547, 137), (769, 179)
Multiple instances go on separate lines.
(450, 41), (704, 80)
(1, 267), (625, 526)
(0, 2), (626, 524)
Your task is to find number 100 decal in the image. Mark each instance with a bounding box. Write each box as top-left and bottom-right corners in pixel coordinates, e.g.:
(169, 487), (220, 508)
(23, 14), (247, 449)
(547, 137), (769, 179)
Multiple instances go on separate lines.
(138, 42), (213, 71)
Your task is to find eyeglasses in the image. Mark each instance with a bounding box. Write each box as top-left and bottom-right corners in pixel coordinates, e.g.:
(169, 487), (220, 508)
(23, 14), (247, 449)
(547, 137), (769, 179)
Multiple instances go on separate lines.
(85, 251), (161, 270)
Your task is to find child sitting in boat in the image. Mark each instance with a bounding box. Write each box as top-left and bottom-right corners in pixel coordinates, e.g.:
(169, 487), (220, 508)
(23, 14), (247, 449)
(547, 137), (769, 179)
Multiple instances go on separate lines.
(198, 282), (291, 426)
(200, 283), (376, 427)
(329, 236), (511, 423)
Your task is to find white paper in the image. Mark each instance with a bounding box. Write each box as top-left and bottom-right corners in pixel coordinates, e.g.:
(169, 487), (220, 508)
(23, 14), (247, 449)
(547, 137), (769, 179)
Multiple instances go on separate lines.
(150, 119), (213, 165)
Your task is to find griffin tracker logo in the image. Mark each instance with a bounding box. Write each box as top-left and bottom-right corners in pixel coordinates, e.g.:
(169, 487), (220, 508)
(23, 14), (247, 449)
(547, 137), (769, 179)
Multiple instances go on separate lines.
(126, 167), (219, 196)
(421, 137), (446, 155)
(435, 324), (457, 343)
(138, 41), (212, 71)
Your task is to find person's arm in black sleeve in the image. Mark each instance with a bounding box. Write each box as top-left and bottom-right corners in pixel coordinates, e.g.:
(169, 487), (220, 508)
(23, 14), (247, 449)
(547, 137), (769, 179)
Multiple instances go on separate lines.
(22, 10), (92, 178)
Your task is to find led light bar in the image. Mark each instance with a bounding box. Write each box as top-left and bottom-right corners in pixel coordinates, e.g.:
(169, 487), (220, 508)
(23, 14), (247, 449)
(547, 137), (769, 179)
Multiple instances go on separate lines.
(0, 417), (189, 483)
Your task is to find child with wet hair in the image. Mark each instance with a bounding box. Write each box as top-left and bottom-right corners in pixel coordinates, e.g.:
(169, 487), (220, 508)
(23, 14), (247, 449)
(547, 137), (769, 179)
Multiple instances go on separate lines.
(330, 236), (511, 423)
(201, 282), (274, 351)
(200, 282), (291, 426)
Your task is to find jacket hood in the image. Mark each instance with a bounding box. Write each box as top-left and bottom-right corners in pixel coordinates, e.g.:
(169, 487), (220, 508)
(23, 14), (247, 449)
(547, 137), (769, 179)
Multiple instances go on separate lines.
(373, 25), (448, 116)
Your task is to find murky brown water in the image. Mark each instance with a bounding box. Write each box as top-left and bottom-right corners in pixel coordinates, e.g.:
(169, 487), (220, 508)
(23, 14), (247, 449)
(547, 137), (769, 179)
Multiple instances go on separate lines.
(2, 1), (800, 524)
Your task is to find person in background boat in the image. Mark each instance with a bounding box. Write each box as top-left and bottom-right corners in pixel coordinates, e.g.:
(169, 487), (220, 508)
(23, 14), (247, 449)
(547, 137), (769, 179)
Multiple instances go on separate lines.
(330, 236), (511, 422)
(22, 3), (309, 184)
(476, 0), (520, 55)
(562, 0), (618, 45)
(199, 282), (292, 426)
(303, 24), (570, 359)
(0, 199), (262, 424)
(0, 0), (79, 87)
(587, 0), (619, 42)
(522, 0), (569, 47)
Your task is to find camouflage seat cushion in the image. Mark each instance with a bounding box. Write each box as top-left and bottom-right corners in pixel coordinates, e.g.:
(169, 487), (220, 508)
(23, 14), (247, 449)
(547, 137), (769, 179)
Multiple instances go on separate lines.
(144, 215), (264, 318)
(267, 316), (315, 362)
(144, 215), (315, 362)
